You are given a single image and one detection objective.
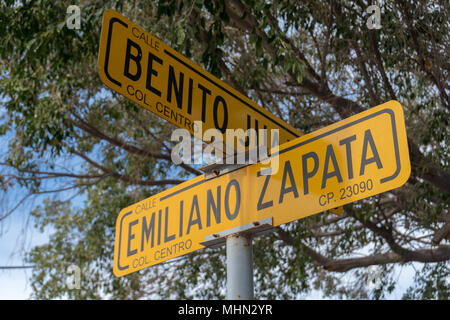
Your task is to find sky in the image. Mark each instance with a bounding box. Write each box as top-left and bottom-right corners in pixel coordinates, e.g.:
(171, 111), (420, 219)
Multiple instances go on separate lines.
(0, 206), (48, 299)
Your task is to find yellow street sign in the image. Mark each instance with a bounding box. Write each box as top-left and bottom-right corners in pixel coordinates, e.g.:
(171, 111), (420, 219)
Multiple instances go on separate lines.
(98, 9), (301, 148)
(113, 101), (411, 277)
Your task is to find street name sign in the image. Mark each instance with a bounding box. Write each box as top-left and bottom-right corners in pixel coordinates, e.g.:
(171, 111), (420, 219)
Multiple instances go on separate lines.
(113, 100), (411, 277)
(98, 9), (301, 149)
(98, 9), (344, 216)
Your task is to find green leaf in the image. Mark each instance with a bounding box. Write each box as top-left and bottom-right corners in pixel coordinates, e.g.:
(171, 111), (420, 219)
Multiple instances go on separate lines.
(176, 28), (185, 45)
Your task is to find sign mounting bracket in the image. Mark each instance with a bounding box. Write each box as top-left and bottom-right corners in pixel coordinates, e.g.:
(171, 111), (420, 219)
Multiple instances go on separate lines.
(200, 217), (275, 249)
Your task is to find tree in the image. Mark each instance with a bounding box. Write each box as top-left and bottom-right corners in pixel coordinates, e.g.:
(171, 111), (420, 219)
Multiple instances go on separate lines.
(0, 0), (448, 299)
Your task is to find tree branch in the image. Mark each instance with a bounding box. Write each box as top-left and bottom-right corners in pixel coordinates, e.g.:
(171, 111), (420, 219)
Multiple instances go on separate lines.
(276, 226), (450, 272)
(350, 40), (379, 106)
(68, 112), (202, 176)
(224, 0), (450, 194)
(397, 0), (449, 110)
(368, 30), (396, 101)
(70, 149), (184, 187)
(433, 219), (450, 245)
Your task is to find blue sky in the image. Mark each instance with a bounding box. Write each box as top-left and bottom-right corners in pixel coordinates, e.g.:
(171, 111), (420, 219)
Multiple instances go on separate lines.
(0, 204), (48, 299)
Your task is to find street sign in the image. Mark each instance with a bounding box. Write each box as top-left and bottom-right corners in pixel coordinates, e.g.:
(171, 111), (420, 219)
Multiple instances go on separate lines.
(113, 100), (411, 277)
(98, 9), (301, 149)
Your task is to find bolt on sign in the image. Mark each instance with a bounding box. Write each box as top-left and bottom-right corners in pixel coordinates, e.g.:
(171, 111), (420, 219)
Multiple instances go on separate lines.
(97, 9), (301, 151)
(113, 101), (411, 277)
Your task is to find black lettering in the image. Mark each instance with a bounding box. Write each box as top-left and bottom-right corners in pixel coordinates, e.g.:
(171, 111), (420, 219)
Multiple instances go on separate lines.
(131, 26), (140, 38)
(206, 187), (221, 227)
(339, 135), (356, 179)
(143, 92), (151, 106)
(127, 219), (138, 257)
(126, 84), (134, 95)
(279, 160), (299, 203)
(170, 108), (178, 123)
(141, 213), (156, 250)
(134, 89), (143, 101)
(257, 169), (273, 210)
(321, 144), (343, 189)
(167, 65), (184, 109)
(179, 200), (183, 237)
(302, 151), (319, 195)
(186, 195), (202, 235)
(213, 95), (228, 134)
(185, 239), (192, 249)
(187, 78), (194, 115)
(124, 39), (142, 81)
(225, 180), (240, 220)
(254, 118), (259, 148)
(198, 83), (211, 123)
(146, 52), (163, 96)
(157, 209), (162, 246)
(164, 207), (175, 243)
(360, 129), (383, 175)
(156, 101), (163, 113)
(243, 114), (251, 147)
(184, 117), (192, 131)
(163, 105), (171, 118)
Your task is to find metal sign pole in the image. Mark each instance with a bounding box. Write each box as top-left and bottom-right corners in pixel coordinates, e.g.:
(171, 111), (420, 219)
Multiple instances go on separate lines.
(199, 151), (274, 301)
(200, 217), (274, 300)
(226, 234), (254, 300)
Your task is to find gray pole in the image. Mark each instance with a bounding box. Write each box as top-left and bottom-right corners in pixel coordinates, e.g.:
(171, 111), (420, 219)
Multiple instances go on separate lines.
(226, 234), (254, 300)
(199, 160), (257, 300)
